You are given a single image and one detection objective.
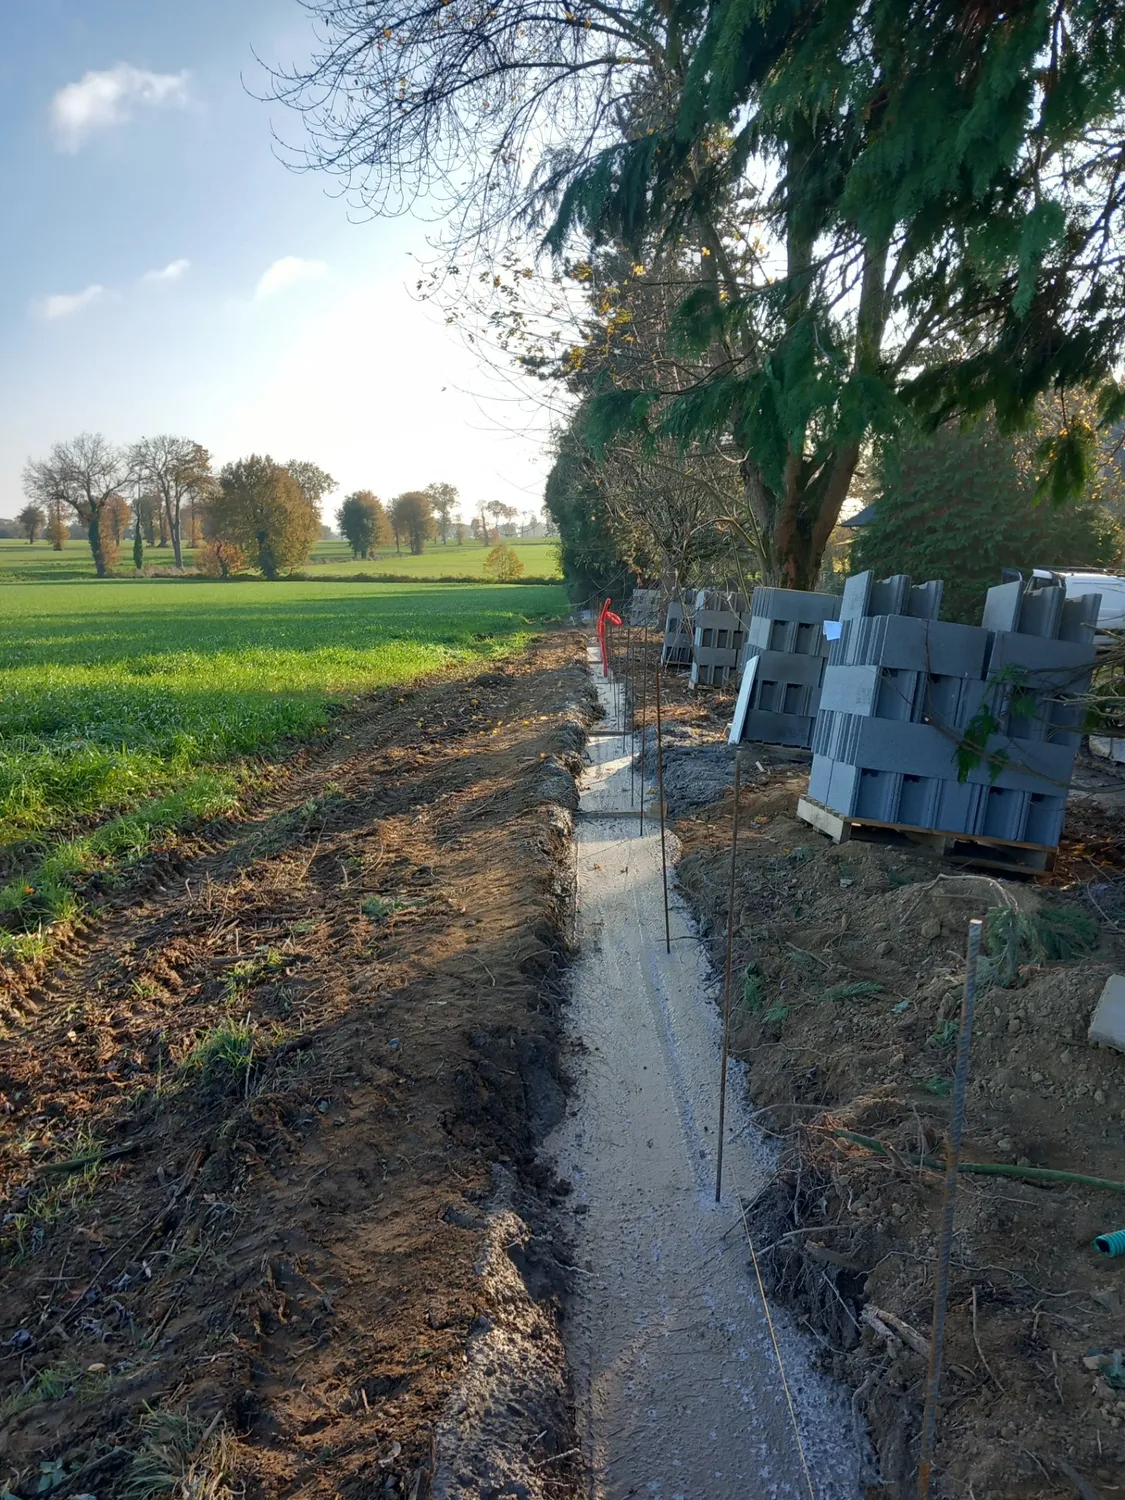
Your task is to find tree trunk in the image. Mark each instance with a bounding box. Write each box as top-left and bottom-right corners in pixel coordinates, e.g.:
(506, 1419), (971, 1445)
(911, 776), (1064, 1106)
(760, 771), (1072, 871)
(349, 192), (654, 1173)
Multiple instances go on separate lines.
(88, 509), (107, 578)
(170, 516), (183, 570)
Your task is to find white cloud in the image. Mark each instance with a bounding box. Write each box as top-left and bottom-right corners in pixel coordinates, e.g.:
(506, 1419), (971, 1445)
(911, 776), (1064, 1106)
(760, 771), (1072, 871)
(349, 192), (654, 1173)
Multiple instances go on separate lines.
(50, 64), (190, 151)
(142, 258), (190, 284)
(38, 284), (108, 321)
(254, 256), (328, 300)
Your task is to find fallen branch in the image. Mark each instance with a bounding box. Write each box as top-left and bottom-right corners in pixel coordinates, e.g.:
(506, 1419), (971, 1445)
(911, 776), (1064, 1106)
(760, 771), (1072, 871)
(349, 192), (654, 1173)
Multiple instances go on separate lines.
(861, 1303), (931, 1358)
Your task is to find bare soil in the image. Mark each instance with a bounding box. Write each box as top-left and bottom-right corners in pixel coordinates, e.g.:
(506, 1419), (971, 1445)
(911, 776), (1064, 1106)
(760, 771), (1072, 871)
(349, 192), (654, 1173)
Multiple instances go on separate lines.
(0, 633), (592, 1500)
(670, 733), (1125, 1500)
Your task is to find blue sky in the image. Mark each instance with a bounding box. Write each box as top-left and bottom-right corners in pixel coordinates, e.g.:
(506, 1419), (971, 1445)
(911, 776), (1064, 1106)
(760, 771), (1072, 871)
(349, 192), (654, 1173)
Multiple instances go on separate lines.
(0, 0), (551, 521)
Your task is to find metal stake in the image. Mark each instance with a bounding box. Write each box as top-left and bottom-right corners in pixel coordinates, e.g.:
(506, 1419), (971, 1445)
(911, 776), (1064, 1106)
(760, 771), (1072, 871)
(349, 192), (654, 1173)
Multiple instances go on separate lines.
(654, 655), (671, 955)
(638, 624), (649, 836)
(917, 916), (983, 1500)
(715, 754), (742, 1203)
(622, 623), (631, 758)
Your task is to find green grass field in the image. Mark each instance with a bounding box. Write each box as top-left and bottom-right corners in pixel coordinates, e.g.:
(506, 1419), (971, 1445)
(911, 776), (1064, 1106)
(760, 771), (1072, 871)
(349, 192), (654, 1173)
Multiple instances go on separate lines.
(0, 578), (567, 955)
(0, 535), (562, 582)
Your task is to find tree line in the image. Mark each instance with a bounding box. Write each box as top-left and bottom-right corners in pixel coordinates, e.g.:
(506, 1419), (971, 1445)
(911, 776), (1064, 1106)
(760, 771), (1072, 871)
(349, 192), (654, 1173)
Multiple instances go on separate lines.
(267, 0), (1125, 601)
(17, 433), (553, 578)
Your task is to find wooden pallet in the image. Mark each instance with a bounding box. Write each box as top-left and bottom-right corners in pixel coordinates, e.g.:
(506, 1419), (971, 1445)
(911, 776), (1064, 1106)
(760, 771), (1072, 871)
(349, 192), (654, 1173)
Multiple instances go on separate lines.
(795, 796), (1055, 874)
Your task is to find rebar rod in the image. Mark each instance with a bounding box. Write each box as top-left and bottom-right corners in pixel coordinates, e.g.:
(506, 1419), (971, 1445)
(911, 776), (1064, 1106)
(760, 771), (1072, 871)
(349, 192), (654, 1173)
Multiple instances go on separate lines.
(917, 917), (983, 1500)
(715, 754), (742, 1203)
(654, 658), (671, 954)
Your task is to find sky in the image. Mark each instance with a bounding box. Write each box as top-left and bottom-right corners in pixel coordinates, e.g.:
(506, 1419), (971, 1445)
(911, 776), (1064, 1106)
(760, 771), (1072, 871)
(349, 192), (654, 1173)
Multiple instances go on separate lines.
(0, 0), (555, 523)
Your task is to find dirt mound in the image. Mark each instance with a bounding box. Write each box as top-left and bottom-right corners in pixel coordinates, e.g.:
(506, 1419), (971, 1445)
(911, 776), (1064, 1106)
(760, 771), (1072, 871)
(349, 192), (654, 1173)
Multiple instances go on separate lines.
(675, 768), (1125, 1500)
(0, 634), (592, 1500)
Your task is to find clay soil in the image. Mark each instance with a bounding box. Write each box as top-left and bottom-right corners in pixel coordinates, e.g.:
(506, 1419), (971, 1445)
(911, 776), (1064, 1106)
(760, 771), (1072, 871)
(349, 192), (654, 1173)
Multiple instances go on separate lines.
(0, 633), (591, 1500)
(667, 701), (1125, 1500)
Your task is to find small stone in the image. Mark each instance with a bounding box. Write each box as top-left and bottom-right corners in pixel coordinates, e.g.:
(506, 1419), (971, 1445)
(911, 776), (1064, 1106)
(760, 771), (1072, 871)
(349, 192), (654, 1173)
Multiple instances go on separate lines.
(996, 1137), (1013, 1153)
(1008, 1018), (1022, 1034)
(875, 940), (892, 957)
(1060, 1049), (1073, 1064)
(1089, 975), (1125, 1052)
(920, 919), (941, 940)
(1094, 1087), (1106, 1104)
(1031, 1072), (1043, 1083)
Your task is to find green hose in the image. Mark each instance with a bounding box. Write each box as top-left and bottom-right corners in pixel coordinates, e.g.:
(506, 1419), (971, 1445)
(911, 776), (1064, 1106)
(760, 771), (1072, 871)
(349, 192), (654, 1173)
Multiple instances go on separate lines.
(826, 1128), (1125, 1195)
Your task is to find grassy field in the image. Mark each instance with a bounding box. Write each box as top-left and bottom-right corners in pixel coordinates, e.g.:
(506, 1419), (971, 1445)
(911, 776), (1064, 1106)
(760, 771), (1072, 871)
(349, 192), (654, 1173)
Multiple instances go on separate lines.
(0, 578), (567, 956)
(0, 535), (562, 581)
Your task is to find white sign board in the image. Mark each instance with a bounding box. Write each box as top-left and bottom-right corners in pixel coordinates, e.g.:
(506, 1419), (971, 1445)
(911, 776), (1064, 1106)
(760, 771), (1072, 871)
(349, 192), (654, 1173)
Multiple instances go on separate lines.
(728, 655), (760, 745)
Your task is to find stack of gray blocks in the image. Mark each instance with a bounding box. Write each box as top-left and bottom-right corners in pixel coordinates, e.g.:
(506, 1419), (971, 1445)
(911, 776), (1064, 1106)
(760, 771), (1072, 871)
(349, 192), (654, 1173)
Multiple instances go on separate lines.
(806, 570), (1100, 847)
(730, 587), (842, 747)
(628, 588), (663, 629)
(662, 597), (694, 668)
(689, 590), (748, 687)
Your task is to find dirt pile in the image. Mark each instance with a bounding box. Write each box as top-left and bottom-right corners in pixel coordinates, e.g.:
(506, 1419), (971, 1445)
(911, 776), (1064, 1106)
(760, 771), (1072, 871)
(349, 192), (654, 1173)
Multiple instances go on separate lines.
(674, 767), (1125, 1500)
(0, 634), (592, 1500)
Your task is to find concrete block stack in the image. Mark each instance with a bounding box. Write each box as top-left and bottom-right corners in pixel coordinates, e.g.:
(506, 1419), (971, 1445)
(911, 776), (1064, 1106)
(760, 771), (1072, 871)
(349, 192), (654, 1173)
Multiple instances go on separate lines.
(661, 597), (694, 668)
(728, 587), (842, 748)
(689, 590), (749, 687)
(628, 588), (664, 629)
(806, 571), (1100, 847)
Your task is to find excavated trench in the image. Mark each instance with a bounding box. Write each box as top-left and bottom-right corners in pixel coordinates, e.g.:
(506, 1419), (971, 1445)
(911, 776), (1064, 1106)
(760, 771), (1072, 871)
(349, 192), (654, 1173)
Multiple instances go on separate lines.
(546, 646), (866, 1499)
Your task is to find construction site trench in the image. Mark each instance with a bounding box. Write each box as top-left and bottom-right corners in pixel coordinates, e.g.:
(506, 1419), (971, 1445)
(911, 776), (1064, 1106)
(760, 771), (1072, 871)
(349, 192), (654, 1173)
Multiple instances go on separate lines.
(2, 626), (1124, 1500)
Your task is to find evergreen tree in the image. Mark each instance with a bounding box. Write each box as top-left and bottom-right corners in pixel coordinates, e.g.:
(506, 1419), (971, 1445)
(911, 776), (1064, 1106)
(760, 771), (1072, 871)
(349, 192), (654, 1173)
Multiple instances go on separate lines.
(544, 422), (641, 603)
(271, 0), (1125, 586)
(337, 491), (388, 558)
(855, 418), (1122, 624)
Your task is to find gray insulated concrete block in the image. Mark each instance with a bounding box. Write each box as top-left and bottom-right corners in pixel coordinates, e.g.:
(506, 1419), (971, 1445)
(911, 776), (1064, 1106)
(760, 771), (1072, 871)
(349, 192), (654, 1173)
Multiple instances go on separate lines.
(1088, 974), (1125, 1053)
(740, 709), (818, 747)
(750, 587), (843, 626)
(855, 768), (904, 821)
(694, 610), (746, 655)
(987, 630), (1095, 682)
(982, 581), (1024, 633)
(819, 665), (881, 717)
(811, 714), (1077, 794)
(1017, 581), (1065, 639)
(745, 648), (826, 686)
(826, 759), (863, 816)
(907, 580), (944, 620)
(840, 570), (874, 621)
(1023, 794), (1067, 846)
(933, 780), (985, 835)
(869, 574), (911, 617)
(979, 787), (1031, 841)
(755, 679), (817, 716)
(829, 616), (989, 678)
(662, 602), (693, 665)
(1059, 592), (1101, 644)
(897, 774), (940, 829)
(808, 755), (833, 804)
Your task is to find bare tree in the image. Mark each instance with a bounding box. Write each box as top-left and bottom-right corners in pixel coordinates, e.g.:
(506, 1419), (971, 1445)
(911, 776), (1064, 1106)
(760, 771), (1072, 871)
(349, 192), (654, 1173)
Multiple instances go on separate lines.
(263, 0), (654, 252)
(130, 436), (215, 569)
(285, 459), (337, 514)
(24, 433), (133, 577)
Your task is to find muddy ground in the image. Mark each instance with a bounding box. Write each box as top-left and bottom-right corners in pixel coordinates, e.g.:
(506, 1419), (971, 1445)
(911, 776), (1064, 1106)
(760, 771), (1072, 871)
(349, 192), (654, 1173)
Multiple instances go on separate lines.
(642, 651), (1125, 1500)
(0, 633), (592, 1500)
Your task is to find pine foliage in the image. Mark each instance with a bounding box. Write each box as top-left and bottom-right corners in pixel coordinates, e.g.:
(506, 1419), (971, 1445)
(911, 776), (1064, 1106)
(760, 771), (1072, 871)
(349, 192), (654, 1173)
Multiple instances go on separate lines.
(854, 416), (1121, 623)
